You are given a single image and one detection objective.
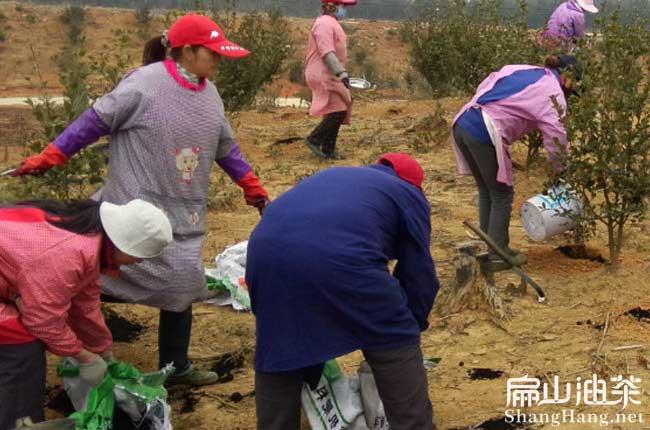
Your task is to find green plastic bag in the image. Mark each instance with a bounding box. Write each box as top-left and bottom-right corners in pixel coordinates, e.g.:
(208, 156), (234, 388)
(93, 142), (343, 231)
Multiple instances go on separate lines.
(58, 361), (173, 430)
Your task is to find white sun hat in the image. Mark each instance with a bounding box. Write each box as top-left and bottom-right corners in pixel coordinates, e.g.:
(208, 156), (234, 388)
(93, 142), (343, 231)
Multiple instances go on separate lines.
(576, 0), (598, 13)
(99, 200), (173, 258)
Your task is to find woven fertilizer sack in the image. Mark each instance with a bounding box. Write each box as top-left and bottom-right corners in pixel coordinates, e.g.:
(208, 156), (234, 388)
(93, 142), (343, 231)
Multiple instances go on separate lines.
(301, 360), (369, 430)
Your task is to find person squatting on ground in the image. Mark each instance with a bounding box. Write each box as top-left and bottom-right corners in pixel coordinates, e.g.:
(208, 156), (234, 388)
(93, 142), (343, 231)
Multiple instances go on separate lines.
(304, 0), (356, 160)
(539, 0), (598, 51)
(0, 199), (172, 430)
(451, 55), (580, 271)
(12, 14), (270, 387)
(247, 153), (440, 430)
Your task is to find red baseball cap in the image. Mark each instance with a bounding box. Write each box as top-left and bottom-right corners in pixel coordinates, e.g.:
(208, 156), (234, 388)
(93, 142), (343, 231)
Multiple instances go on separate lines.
(167, 14), (251, 59)
(377, 153), (425, 189)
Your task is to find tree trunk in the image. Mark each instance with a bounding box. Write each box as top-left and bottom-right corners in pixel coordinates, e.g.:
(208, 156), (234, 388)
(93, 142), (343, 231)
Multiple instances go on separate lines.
(607, 222), (620, 271)
(437, 240), (509, 320)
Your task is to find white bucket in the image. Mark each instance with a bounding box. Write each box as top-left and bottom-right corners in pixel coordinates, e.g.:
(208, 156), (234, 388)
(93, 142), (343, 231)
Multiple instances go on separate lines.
(520, 186), (582, 241)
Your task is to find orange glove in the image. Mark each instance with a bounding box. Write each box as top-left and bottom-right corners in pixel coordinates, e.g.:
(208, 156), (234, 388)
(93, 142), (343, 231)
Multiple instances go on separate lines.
(12, 143), (68, 176)
(235, 171), (270, 215)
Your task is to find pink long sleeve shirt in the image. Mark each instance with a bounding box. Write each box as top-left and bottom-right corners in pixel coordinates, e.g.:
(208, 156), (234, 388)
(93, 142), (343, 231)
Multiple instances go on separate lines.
(452, 65), (569, 186)
(0, 207), (113, 356)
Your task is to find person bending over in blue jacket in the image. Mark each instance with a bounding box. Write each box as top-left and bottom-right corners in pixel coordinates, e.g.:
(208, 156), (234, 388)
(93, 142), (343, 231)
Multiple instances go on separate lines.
(246, 152), (441, 430)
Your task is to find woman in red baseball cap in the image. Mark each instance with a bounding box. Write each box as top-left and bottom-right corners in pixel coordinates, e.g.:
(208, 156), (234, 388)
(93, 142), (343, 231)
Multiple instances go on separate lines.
(304, 0), (357, 160)
(12, 14), (269, 387)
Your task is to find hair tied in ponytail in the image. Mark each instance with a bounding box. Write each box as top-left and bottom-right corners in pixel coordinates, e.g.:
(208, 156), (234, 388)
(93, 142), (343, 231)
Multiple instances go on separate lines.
(161, 30), (170, 48)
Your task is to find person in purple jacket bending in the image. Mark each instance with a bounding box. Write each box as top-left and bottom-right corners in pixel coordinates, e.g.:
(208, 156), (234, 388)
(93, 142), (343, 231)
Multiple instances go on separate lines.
(540, 0), (598, 51)
(12, 14), (270, 387)
(451, 55), (580, 272)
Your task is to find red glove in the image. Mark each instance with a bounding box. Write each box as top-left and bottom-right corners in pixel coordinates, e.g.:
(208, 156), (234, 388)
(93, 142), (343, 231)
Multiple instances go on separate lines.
(12, 143), (68, 176)
(236, 171), (270, 215)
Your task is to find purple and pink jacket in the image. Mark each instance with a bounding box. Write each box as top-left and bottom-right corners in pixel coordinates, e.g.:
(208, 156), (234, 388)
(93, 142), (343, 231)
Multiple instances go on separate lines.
(452, 65), (569, 186)
(543, 1), (586, 45)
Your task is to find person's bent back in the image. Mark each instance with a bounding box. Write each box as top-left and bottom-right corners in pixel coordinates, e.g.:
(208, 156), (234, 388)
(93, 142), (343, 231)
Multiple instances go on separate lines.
(247, 153), (440, 430)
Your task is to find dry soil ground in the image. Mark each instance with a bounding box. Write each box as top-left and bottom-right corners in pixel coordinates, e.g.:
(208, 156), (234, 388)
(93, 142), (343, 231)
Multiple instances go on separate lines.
(2, 3), (650, 430)
(3, 96), (650, 430)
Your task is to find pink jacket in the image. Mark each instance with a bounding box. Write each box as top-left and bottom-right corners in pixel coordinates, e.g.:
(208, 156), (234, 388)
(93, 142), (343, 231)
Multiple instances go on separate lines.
(0, 207), (113, 356)
(452, 65), (569, 186)
(305, 14), (352, 121)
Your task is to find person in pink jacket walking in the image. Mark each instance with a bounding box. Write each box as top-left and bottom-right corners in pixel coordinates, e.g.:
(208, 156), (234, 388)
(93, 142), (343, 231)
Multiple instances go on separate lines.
(304, 0), (356, 160)
(540, 0), (598, 50)
(0, 199), (172, 430)
(451, 55), (580, 271)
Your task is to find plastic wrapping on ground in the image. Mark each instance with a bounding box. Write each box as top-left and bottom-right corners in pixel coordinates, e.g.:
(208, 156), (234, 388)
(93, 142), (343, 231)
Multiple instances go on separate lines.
(59, 359), (174, 430)
(204, 241), (251, 311)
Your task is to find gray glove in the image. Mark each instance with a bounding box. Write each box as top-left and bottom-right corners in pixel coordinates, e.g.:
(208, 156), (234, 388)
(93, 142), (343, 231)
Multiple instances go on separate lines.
(79, 356), (108, 386)
(324, 52), (346, 76)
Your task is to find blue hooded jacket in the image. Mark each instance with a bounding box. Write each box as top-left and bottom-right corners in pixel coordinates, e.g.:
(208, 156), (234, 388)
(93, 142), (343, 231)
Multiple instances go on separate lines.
(247, 165), (440, 372)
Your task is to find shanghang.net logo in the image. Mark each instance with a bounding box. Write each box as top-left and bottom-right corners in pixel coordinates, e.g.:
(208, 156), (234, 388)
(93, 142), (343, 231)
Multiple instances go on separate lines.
(504, 374), (644, 427)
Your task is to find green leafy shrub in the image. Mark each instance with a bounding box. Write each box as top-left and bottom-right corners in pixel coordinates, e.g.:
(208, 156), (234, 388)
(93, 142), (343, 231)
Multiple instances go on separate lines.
(556, 11), (650, 269)
(164, 6), (292, 112)
(212, 7), (292, 112)
(401, 0), (540, 96)
(88, 29), (134, 95)
(10, 11), (108, 201)
(59, 5), (87, 45)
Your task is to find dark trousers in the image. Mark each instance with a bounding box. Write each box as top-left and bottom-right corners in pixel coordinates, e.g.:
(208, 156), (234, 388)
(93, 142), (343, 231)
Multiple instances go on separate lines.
(102, 294), (193, 374)
(453, 124), (514, 256)
(255, 344), (434, 430)
(307, 110), (347, 155)
(158, 306), (192, 372)
(0, 341), (46, 430)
